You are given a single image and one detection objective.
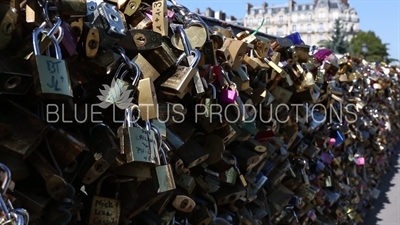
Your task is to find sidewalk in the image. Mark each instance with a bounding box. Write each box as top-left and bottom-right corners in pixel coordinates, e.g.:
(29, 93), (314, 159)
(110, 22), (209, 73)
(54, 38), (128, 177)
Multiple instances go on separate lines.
(363, 147), (400, 225)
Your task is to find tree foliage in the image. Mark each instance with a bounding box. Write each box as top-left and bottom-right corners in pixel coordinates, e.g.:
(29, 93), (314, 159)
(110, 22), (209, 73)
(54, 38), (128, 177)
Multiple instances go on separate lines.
(318, 19), (349, 54)
(349, 31), (396, 63)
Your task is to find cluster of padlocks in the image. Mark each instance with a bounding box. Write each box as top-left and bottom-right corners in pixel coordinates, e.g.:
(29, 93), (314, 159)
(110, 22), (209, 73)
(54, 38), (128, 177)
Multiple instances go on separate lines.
(0, 0), (400, 224)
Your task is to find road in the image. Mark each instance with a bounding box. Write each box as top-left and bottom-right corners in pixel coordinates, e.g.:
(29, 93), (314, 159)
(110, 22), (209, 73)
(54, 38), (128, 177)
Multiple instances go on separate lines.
(363, 146), (400, 225)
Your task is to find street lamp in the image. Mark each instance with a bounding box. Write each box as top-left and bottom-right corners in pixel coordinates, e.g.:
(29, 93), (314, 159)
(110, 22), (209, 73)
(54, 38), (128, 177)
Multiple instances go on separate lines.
(361, 43), (368, 60)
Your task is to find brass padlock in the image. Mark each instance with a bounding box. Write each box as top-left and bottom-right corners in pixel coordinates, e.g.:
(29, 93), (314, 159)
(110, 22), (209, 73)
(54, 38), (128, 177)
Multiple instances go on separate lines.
(153, 128), (176, 193)
(137, 77), (158, 120)
(89, 174), (120, 225)
(152, 0), (168, 36)
(132, 53), (160, 80)
(161, 49), (201, 96)
(221, 38), (247, 70)
(0, 100), (50, 159)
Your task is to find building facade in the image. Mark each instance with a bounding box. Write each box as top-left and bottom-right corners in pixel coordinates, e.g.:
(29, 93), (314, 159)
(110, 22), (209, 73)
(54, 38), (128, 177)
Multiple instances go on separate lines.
(195, 8), (244, 26)
(244, 0), (360, 46)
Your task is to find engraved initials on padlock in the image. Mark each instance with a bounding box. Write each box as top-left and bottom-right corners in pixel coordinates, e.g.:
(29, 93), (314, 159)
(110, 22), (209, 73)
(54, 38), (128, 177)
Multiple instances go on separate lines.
(31, 27), (73, 99)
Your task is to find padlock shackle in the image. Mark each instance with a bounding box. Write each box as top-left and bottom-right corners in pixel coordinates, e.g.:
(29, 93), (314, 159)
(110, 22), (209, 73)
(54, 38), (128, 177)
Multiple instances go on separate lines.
(188, 49), (200, 67)
(13, 208), (29, 225)
(95, 174), (118, 195)
(89, 123), (117, 139)
(185, 12), (213, 38)
(0, 163), (11, 196)
(176, 26), (192, 57)
(151, 125), (162, 151)
(32, 28), (62, 59)
(124, 104), (140, 127)
(48, 17), (62, 39)
(0, 197), (10, 220)
(207, 83), (217, 99)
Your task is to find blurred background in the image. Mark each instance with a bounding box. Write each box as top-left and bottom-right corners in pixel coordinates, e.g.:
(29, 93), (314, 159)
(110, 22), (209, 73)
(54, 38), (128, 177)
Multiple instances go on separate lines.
(179, 0), (400, 65)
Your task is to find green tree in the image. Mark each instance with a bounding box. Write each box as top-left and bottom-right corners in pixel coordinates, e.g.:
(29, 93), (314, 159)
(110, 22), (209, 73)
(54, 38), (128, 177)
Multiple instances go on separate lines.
(318, 19), (349, 54)
(349, 31), (396, 63)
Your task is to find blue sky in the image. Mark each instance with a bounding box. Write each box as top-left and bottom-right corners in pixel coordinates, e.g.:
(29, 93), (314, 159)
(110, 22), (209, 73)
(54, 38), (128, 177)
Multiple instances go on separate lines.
(179, 0), (400, 61)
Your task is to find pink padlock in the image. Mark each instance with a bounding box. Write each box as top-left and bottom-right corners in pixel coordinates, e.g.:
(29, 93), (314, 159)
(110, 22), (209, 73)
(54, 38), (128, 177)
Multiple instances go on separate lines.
(328, 138), (336, 146)
(220, 83), (237, 104)
(314, 48), (333, 62)
(355, 157), (365, 166)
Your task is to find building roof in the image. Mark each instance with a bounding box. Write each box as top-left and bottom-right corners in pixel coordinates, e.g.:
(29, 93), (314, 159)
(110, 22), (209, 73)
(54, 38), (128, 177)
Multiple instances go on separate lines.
(250, 0), (350, 15)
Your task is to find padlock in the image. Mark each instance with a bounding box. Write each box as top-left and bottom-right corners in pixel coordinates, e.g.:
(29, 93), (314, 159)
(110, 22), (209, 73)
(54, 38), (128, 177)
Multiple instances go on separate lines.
(55, 0), (87, 16)
(203, 134), (224, 165)
(119, 29), (162, 51)
(58, 22), (78, 58)
(132, 53), (160, 80)
(195, 169), (220, 193)
(171, 19), (207, 52)
(153, 127), (176, 193)
(91, 2), (126, 48)
(220, 76), (238, 104)
(28, 150), (70, 201)
(117, 105), (160, 166)
(89, 174), (120, 225)
(161, 49), (201, 96)
(221, 38), (247, 70)
(30, 27), (73, 99)
(175, 173), (196, 195)
(225, 154), (247, 187)
(137, 77), (158, 120)
(140, 41), (177, 74)
(46, 127), (87, 169)
(198, 83), (218, 118)
(0, 56), (33, 95)
(128, 179), (168, 219)
(0, 3), (18, 50)
(0, 100), (50, 159)
(123, 0), (141, 16)
(166, 127), (209, 169)
(82, 123), (120, 185)
(213, 184), (246, 206)
(152, 0), (168, 36)
(172, 195), (196, 213)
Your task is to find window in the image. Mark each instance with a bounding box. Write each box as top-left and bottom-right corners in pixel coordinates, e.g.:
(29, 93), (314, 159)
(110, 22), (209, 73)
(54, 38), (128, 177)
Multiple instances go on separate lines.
(318, 34), (324, 41)
(345, 12), (349, 20)
(307, 35), (311, 44)
(258, 18), (263, 25)
(300, 14), (304, 20)
(319, 23), (323, 31)
(292, 25), (297, 31)
(265, 17), (270, 24)
(333, 12), (339, 19)
(279, 16), (283, 22)
(300, 24), (304, 31)
(319, 12), (325, 18)
(292, 14), (297, 22)
(307, 24), (311, 31)
(308, 13), (312, 21)
(248, 18), (253, 26)
(265, 27), (270, 34)
(277, 26), (283, 36)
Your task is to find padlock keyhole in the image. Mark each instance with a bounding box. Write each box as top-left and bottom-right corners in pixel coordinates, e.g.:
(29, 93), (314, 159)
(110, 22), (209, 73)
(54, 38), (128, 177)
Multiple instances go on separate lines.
(110, 14), (119, 22)
(5, 76), (21, 90)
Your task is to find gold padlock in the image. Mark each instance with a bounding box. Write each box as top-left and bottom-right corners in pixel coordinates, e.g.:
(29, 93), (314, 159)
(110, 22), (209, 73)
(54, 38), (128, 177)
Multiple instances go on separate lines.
(89, 174), (121, 225)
